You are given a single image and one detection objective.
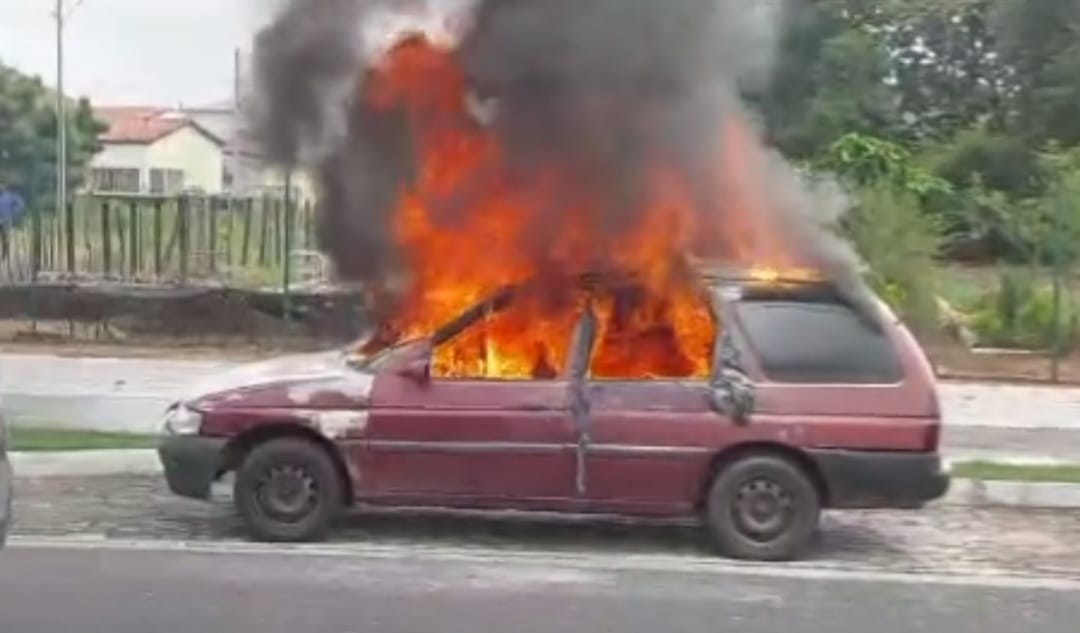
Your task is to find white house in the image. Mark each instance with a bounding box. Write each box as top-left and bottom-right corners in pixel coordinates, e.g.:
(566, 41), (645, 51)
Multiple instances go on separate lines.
(182, 103), (316, 201)
(88, 105), (316, 201)
(89, 107), (227, 195)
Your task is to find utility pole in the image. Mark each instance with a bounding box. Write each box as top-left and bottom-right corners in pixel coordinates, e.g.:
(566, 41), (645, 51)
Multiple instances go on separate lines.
(55, 0), (67, 232)
(231, 47), (241, 194)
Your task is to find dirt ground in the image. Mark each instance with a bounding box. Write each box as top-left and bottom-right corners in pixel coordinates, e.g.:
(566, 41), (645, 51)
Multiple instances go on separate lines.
(928, 342), (1080, 385)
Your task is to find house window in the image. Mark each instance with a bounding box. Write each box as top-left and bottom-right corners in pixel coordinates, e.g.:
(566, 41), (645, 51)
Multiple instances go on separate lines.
(91, 168), (141, 193)
(149, 169), (186, 195)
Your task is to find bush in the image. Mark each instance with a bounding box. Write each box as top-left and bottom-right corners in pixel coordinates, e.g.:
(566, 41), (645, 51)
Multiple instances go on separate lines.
(931, 127), (1044, 198)
(968, 268), (1077, 350)
(847, 184), (943, 331)
(933, 179), (1049, 263)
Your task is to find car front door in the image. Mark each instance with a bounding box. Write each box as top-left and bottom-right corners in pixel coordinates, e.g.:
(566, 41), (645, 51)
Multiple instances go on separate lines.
(362, 299), (582, 507)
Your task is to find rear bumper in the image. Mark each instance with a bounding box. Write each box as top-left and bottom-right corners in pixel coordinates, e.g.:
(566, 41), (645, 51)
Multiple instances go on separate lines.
(807, 449), (950, 509)
(158, 435), (228, 501)
(0, 455), (11, 548)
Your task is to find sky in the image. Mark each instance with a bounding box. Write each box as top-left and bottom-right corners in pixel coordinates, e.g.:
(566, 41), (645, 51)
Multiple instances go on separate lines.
(0, 0), (270, 106)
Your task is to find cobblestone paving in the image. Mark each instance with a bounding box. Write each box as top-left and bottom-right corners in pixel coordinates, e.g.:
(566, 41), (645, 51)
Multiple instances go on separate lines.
(11, 475), (1080, 580)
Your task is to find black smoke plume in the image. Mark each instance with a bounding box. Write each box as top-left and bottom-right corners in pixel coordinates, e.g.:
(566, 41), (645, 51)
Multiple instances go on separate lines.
(248, 0), (874, 318)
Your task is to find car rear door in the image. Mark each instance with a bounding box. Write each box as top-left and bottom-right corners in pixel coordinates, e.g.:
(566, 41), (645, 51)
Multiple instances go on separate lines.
(724, 296), (940, 452)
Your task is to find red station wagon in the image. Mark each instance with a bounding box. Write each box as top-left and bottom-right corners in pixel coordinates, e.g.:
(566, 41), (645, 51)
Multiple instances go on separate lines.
(159, 273), (949, 561)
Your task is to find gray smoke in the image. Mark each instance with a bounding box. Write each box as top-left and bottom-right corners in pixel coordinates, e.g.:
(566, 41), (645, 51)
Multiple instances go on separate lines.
(247, 0), (873, 317)
(247, 0), (418, 286)
(247, 0), (370, 166)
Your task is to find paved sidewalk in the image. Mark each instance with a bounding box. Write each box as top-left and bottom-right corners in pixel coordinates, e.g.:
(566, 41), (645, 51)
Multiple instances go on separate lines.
(9, 450), (162, 478)
(944, 427), (1080, 462)
(5, 352), (1080, 429)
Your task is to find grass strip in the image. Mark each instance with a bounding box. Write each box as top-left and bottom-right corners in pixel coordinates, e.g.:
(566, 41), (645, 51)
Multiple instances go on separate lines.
(9, 427), (158, 452)
(953, 460), (1080, 484)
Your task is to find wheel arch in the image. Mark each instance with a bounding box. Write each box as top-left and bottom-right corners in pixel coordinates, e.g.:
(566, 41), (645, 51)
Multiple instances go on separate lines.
(222, 423), (354, 505)
(697, 442), (829, 510)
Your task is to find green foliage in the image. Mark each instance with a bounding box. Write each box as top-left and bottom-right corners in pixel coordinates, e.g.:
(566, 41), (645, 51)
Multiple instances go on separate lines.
(821, 133), (952, 198)
(753, 1), (903, 158)
(0, 60), (104, 212)
(879, 0), (1014, 140)
(755, 0), (1080, 278)
(968, 268), (1077, 349)
(993, 0), (1080, 147)
(930, 127), (1043, 197)
(847, 183), (944, 330)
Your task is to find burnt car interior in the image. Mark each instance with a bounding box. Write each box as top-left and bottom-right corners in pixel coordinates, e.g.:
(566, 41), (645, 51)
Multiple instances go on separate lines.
(413, 276), (720, 382)
(353, 273), (894, 421)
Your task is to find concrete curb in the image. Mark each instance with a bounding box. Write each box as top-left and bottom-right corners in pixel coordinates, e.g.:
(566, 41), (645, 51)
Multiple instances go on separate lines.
(9, 449), (162, 478)
(6, 449), (1080, 509)
(941, 478), (1080, 509)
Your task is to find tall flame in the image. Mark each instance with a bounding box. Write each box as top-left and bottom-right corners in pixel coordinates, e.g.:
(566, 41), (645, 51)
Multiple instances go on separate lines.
(359, 34), (806, 380)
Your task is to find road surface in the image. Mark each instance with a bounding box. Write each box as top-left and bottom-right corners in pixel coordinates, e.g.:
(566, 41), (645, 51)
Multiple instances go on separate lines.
(1, 540), (1077, 633)
(5, 473), (1080, 632)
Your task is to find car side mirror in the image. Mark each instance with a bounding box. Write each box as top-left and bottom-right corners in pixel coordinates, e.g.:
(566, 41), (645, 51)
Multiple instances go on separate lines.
(399, 358), (431, 384)
(710, 368), (755, 426)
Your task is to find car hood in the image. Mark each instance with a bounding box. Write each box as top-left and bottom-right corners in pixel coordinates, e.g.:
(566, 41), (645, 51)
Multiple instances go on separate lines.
(185, 350), (376, 410)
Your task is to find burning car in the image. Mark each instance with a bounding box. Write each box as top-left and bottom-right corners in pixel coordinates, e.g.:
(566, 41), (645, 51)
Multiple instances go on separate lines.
(159, 271), (949, 561)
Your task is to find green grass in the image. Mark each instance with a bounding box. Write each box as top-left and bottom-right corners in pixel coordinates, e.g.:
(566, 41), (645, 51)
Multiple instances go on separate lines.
(9, 427), (158, 452)
(953, 460), (1080, 484)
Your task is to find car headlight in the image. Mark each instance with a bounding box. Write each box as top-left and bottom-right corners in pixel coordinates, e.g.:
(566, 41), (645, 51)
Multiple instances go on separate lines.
(163, 403), (203, 435)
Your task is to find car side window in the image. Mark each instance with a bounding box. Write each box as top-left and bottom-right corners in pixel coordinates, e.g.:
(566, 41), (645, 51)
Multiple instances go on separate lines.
(431, 293), (580, 381)
(588, 286), (716, 380)
(734, 300), (901, 384)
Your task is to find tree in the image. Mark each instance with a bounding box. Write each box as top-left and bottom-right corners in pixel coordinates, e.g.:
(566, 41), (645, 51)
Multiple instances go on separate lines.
(0, 60), (104, 213)
(879, 0), (1015, 140)
(752, 0), (903, 159)
(993, 0), (1080, 146)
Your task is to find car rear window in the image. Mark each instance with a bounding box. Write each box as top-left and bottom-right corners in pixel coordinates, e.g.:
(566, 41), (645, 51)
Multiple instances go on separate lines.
(734, 300), (902, 384)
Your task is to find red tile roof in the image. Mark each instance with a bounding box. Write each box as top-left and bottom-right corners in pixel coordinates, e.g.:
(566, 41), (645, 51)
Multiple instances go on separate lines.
(95, 106), (223, 145)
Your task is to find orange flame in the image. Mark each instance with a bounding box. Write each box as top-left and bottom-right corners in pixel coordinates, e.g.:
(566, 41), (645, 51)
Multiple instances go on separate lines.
(359, 34), (808, 380)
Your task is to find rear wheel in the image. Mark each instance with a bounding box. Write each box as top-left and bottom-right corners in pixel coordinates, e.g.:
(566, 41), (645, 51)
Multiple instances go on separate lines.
(704, 453), (821, 561)
(234, 438), (344, 542)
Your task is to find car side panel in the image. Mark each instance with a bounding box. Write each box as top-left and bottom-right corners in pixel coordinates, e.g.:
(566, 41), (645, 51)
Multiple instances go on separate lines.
(723, 299), (942, 452)
(361, 374), (578, 504)
(584, 381), (722, 514)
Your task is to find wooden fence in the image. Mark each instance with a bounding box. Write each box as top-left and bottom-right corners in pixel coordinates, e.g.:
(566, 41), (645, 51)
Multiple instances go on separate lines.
(0, 192), (323, 291)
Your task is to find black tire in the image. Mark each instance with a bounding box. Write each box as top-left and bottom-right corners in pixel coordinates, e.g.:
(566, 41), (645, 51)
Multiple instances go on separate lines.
(234, 437), (344, 543)
(704, 453), (821, 561)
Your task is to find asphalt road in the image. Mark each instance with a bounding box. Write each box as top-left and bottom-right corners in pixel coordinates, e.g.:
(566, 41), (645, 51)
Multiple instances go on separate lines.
(0, 541), (1078, 633)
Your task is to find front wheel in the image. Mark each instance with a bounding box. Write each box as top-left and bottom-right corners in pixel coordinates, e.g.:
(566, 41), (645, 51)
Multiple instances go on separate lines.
(704, 454), (821, 561)
(234, 438), (344, 542)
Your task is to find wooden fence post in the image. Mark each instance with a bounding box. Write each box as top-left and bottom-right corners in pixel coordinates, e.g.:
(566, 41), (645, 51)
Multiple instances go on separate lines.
(101, 199), (112, 278)
(129, 199), (139, 279)
(65, 198), (75, 276)
(153, 200), (164, 279)
(178, 195), (190, 284)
